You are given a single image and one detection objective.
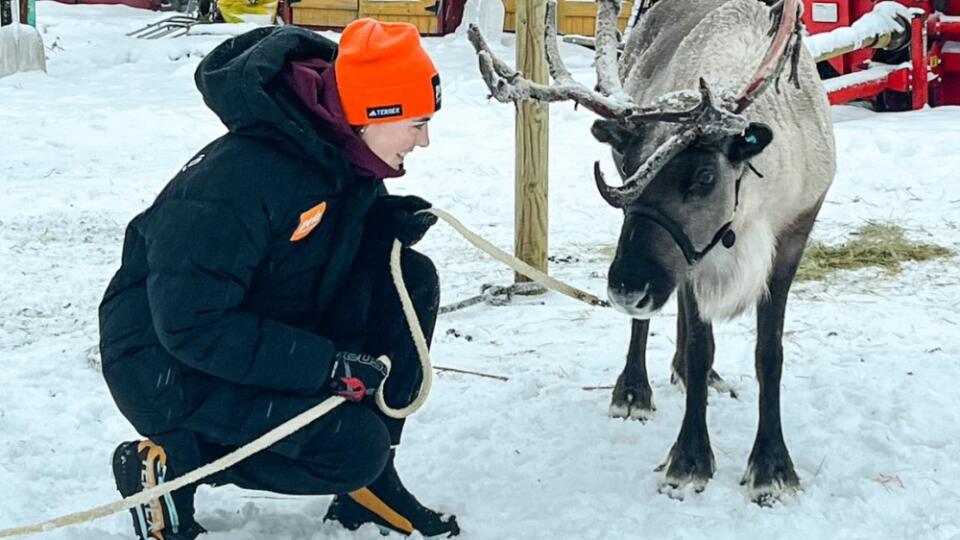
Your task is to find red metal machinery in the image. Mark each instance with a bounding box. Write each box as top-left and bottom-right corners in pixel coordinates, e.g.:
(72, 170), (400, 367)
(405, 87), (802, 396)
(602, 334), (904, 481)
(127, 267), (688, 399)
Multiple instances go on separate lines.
(804, 0), (960, 107)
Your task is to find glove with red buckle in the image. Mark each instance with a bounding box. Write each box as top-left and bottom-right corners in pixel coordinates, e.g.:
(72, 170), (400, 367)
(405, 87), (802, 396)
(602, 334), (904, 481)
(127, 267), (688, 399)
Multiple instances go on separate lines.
(329, 351), (389, 402)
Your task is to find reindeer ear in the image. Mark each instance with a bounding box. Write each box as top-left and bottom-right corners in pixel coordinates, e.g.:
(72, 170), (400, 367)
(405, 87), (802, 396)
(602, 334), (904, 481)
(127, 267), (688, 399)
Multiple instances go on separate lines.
(591, 119), (636, 151)
(729, 122), (773, 162)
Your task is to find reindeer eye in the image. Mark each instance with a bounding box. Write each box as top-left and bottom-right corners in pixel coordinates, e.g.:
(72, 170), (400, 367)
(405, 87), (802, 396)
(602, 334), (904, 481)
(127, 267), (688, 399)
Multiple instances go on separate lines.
(695, 169), (716, 185)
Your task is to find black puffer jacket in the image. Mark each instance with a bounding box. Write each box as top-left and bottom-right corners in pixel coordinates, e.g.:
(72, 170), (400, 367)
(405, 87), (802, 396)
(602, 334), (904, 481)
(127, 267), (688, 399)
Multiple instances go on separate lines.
(99, 27), (386, 435)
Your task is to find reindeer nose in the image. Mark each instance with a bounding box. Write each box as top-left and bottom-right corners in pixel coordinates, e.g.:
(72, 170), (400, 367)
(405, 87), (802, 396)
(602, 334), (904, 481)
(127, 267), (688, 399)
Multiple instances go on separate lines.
(607, 284), (652, 314)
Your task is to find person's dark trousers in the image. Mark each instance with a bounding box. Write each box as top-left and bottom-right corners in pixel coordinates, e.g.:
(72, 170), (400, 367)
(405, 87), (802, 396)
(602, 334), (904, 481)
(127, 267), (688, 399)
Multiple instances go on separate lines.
(152, 247), (440, 497)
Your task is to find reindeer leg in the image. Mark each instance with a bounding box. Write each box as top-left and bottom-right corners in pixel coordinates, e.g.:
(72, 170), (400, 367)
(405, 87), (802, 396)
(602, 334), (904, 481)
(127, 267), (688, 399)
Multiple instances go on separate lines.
(742, 202), (822, 505)
(670, 293), (687, 387)
(657, 283), (715, 498)
(671, 297), (738, 399)
(609, 318), (655, 421)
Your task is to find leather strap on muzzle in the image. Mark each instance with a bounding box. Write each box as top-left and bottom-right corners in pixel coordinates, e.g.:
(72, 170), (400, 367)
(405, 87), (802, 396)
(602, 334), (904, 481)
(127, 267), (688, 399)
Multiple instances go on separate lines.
(627, 206), (734, 265)
(625, 170), (748, 265)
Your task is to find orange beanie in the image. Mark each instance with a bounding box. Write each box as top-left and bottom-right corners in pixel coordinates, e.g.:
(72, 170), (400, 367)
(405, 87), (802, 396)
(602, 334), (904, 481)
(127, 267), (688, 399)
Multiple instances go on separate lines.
(335, 18), (441, 125)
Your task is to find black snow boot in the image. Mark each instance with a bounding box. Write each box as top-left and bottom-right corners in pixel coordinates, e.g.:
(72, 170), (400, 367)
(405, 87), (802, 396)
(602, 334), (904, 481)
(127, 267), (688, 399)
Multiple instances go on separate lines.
(324, 452), (459, 538)
(112, 440), (206, 540)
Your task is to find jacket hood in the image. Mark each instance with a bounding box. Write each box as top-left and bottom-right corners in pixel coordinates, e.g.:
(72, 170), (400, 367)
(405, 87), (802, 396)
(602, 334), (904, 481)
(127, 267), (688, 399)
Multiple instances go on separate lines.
(281, 58), (401, 179)
(196, 26), (398, 179)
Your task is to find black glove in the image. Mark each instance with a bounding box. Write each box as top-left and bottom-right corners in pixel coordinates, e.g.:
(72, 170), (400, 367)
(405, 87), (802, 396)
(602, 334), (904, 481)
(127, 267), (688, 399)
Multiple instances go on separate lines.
(367, 195), (439, 247)
(329, 351), (389, 402)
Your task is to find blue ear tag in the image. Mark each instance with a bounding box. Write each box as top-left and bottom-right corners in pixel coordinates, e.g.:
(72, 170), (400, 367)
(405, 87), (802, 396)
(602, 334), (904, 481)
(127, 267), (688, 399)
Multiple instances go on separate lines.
(744, 134), (758, 145)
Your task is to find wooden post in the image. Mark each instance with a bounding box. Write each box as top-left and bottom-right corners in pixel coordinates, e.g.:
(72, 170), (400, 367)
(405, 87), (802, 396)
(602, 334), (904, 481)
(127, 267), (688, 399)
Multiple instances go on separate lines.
(514, 0), (549, 284)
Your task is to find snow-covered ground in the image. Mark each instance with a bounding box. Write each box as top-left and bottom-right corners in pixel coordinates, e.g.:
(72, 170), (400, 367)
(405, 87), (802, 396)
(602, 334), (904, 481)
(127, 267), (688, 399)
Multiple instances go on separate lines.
(2, 3), (959, 539)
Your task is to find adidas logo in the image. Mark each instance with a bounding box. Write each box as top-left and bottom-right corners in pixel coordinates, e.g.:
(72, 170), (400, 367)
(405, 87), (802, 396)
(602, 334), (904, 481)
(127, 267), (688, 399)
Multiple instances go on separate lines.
(367, 105), (403, 119)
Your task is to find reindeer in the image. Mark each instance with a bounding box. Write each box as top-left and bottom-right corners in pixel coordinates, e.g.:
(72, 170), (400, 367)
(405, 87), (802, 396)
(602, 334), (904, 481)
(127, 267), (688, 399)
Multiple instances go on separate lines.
(468, 0), (835, 503)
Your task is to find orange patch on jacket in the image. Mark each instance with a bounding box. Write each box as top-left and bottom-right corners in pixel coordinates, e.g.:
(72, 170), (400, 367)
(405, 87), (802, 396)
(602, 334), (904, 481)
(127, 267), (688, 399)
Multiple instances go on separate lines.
(290, 201), (327, 242)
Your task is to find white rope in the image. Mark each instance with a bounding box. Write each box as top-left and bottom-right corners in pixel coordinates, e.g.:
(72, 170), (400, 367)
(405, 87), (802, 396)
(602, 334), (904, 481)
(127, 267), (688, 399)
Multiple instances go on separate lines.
(0, 208), (607, 538)
(423, 208), (609, 307)
(375, 241), (433, 419)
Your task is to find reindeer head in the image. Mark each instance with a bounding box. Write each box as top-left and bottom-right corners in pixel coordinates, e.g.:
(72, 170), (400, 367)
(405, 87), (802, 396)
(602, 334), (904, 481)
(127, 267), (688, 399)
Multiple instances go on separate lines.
(592, 92), (774, 315)
(468, 0), (801, 317)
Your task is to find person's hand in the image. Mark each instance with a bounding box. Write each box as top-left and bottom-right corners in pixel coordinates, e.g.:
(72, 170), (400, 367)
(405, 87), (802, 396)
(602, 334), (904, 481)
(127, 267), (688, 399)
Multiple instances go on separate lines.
(329, 351), (389, 401)
(367, 195), (438, 247)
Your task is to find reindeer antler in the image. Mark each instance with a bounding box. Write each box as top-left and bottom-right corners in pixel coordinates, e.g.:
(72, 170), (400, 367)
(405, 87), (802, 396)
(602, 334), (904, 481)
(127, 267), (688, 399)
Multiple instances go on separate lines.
(595, 79), (749, 206)
(734, 0), (804, 113)
(594, 0), (802, 208)
(466, 0), (636, 118)
(466, 0), (802, 209)
(593, 0), (628, 101)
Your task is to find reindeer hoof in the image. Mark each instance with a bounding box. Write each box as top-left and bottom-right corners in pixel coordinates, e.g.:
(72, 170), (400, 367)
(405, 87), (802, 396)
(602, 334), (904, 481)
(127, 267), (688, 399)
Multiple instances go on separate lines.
(656, 477), (708, 501)
(656, 464), (710, 500)
(608, 400), (654, 422)
(608, 385), (655, 422)
(741, 458), (801, 506)
(655, 441), (715, 499)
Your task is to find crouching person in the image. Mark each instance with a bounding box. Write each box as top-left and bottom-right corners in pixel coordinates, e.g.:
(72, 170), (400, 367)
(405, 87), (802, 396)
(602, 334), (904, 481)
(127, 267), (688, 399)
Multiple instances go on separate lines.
(99, 19), (458, 539)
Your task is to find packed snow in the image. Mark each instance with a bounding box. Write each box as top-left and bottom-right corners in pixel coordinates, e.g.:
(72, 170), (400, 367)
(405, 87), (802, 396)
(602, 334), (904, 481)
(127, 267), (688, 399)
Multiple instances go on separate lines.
(1, 3), (959, 539)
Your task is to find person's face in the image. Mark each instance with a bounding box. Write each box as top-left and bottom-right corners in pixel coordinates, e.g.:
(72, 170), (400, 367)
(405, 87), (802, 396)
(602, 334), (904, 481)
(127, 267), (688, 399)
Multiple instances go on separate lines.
(360, 116), (432, 170)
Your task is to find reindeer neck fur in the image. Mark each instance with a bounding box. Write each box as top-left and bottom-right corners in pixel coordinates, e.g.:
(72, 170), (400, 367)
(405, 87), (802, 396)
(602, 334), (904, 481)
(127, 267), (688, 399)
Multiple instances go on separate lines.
(623, 0), (836, 321)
